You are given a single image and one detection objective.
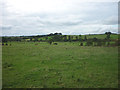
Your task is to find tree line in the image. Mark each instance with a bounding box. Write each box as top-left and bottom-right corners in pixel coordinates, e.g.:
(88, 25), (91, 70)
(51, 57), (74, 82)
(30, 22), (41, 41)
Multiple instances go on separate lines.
(2, 32), (120, 46)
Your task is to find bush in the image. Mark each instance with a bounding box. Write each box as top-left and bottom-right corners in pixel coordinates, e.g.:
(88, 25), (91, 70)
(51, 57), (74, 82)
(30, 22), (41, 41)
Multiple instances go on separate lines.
(115, 39), (120, 46)
(97, 41), (102, 46)
(86, 41), (93, 46)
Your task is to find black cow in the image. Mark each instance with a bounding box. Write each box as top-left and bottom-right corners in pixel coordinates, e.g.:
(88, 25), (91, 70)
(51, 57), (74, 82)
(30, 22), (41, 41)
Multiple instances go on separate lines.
(80, 43), (83, 46)
(54, 43), (58, 45)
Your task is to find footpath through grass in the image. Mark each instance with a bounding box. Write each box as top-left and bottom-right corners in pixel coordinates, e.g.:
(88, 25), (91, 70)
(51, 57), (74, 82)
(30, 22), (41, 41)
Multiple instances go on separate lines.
(2, 42), (118, 88)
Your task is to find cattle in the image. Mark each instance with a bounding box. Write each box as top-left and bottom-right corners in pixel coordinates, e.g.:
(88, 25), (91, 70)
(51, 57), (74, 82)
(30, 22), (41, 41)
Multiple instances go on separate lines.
(80, 42), (83, 46)
(2, 43), (4, 46)
(53, 43), (58, 45)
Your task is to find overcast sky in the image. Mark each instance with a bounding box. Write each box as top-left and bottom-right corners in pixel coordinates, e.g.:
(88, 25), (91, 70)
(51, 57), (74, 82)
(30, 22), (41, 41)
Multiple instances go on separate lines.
(0, 0), (119, 36)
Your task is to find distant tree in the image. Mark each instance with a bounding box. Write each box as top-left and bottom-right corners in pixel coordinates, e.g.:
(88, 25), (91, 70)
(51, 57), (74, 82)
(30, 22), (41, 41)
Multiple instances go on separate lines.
(48, 39), (53, 45)
(34, 38), (38, 42)
(105, 32), (111, 46)
(105, 32), (111, 35)
(2, 37), (8, 43)
(79, 35), (81, 38)
(49, 33), (54, 36)
(30, 38), (32, 41)
(45, 37), (48, 40)
(71, 36), (73, 41)
(79, 35), (82, 41)
(59, 33), (62, 35)
(64, 35), (67, 42)
(105, 32), (111, 40)
(52, 35), (62, 41)
(61, 35), (64, 41)
(92, 37), (98, 46)
(54, 32), (62, 35)
(75, 36), (78, 41)
(54, 32), (58, 35)
(7, 37), (12, 42)
(84, 36), (87, 41)
(68, 36), (71, 41)
(92, 37), (98, 42)
(40, 39), (42, 41)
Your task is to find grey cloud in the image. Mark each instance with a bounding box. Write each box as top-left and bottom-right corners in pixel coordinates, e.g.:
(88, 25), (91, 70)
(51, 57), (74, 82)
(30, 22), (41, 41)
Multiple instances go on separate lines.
(1, 25), (12, 30)
(82, 16), (118, 25)
(102, 16), (118, 25)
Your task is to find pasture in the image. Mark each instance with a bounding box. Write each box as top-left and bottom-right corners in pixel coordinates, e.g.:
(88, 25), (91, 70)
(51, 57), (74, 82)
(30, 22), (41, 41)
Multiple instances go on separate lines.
(2, 42), (118, 88)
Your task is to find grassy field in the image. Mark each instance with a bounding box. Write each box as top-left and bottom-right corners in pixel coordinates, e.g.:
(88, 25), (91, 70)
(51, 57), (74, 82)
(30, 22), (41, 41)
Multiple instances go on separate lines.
(2, 42), (118, 88)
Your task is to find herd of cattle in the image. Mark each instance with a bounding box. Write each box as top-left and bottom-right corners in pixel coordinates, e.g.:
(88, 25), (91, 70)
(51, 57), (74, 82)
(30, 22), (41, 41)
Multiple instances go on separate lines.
(1, 43), (58, 46)
(0, 43), (11, 46)
(35, 43), (58, 45)
(1, 41), (119, 46)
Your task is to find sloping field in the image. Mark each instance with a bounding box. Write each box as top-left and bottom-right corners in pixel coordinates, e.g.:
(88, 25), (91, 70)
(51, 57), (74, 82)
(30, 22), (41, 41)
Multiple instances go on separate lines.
(2, 42), (118, 88)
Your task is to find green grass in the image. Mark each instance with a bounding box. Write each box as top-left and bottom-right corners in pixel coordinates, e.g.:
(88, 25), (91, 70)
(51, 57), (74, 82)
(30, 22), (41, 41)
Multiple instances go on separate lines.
(2, 42), (118, 88)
